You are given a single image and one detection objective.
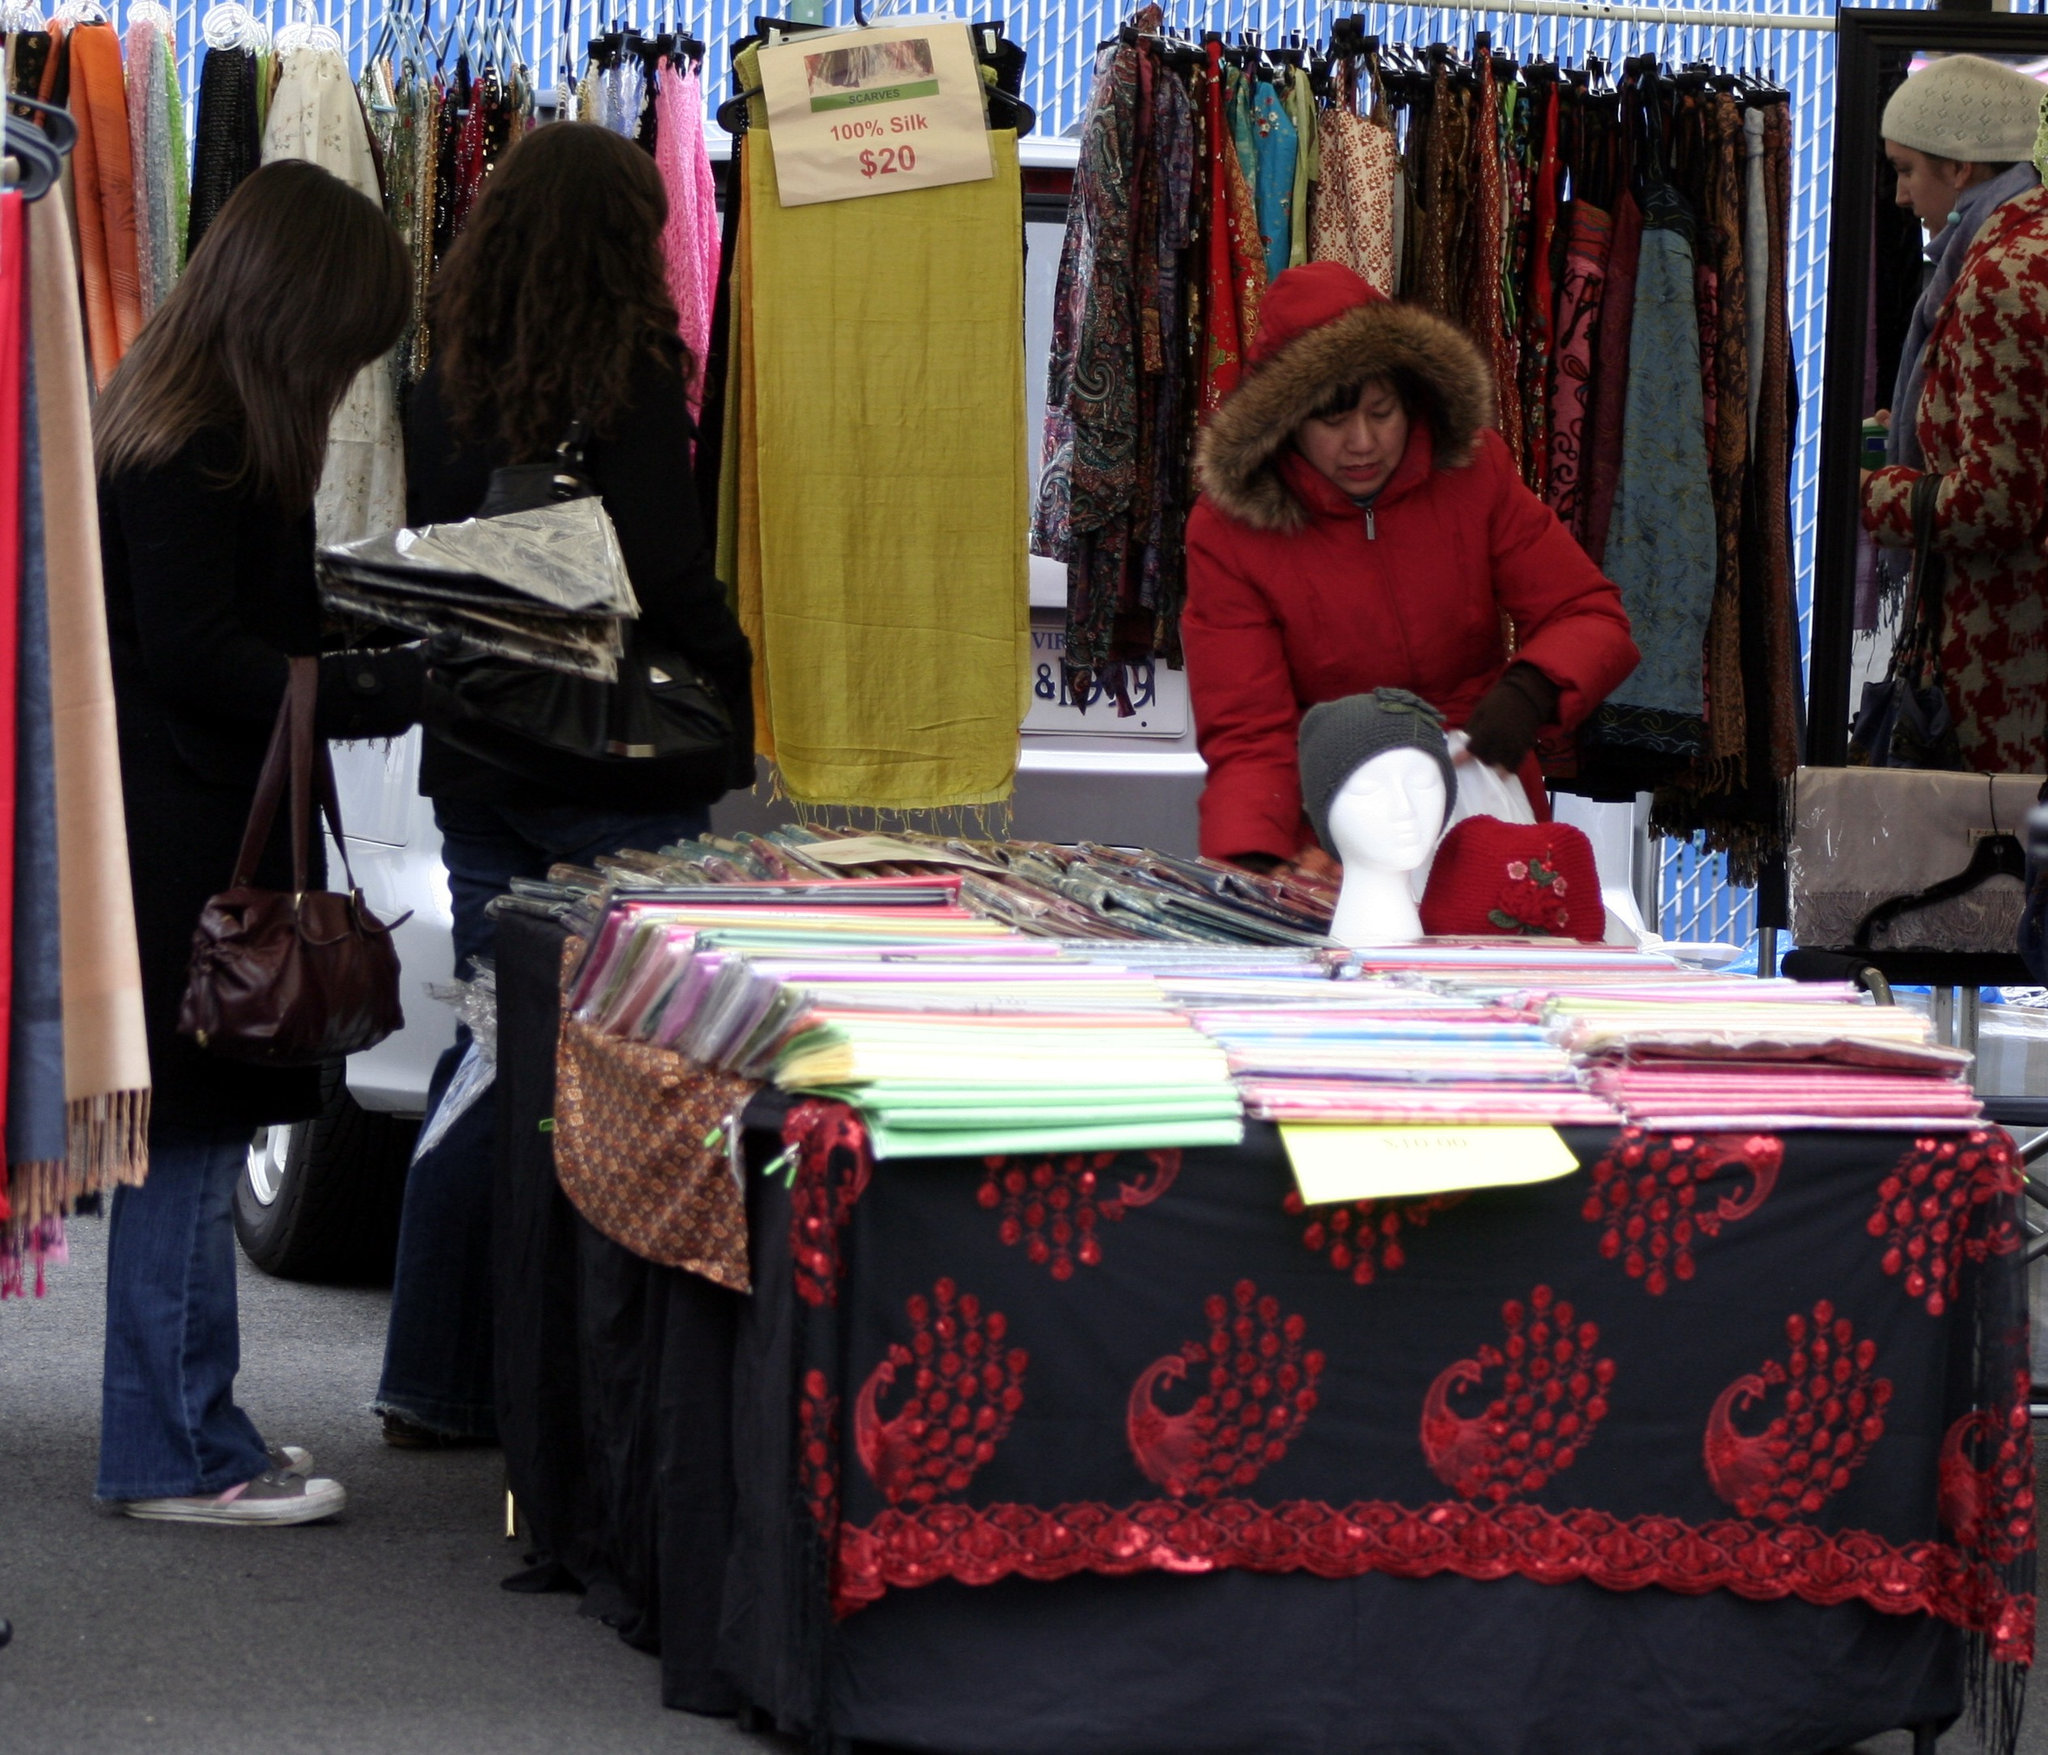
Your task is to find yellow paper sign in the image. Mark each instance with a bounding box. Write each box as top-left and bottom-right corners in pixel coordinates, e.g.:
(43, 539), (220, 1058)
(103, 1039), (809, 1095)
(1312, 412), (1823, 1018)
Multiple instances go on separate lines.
(1280, 1125), (1579, 1206)
(757, 21), (994, 208)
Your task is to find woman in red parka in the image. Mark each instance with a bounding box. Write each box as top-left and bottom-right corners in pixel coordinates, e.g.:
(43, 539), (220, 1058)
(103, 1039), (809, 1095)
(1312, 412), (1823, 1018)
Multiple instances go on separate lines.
(1185, 262), (1640, 872)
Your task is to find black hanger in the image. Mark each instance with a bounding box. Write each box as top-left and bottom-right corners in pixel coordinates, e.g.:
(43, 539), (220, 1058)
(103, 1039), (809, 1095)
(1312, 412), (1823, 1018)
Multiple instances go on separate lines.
(1853, 831), (2027, 951)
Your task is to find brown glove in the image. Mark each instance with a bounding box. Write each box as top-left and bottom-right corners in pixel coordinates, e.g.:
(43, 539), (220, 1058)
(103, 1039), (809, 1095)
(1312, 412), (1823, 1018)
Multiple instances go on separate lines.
(1463, 663), (1560, 772)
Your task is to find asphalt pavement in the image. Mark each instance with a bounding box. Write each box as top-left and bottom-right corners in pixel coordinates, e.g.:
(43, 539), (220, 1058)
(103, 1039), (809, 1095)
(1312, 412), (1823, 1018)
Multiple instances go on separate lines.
(0, 1215), (787, 1755)
(0, 1216), (2039, 1754)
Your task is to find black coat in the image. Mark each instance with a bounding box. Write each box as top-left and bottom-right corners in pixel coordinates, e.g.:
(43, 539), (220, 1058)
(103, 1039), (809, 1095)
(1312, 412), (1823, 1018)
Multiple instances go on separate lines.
(101, 428), (424, 1133)
(404, 343), (756, 805)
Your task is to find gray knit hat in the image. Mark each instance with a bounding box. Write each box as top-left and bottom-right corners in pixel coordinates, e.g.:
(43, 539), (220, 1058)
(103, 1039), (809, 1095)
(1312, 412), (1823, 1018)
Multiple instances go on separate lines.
(1882, 55), (2045, 164)
(1298, 689), (1457, 854)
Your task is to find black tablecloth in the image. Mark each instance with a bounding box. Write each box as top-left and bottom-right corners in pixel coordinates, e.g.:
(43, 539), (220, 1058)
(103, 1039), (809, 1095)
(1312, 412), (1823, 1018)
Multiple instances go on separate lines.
(493, 909), (741, 1714)
(492, 912), (2034, 1753)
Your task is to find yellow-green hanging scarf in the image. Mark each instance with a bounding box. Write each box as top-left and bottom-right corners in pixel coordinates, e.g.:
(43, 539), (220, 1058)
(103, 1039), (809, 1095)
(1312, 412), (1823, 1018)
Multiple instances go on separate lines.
(738, 119), (1028, 809)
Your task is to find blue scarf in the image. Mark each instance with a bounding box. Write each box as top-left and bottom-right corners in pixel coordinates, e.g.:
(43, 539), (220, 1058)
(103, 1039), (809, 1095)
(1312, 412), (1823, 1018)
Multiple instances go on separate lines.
(1887, 161), (2039, 470)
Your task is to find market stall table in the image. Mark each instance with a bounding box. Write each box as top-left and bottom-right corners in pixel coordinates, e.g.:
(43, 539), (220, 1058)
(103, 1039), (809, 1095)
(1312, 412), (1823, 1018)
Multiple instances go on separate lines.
(489, 912), (2034, 1754)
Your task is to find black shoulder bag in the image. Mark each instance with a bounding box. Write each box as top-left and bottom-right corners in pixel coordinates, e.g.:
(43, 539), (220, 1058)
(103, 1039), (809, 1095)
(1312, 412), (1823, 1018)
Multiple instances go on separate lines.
(1847, 473), (1965, 772)
(430, 425), (736, 806)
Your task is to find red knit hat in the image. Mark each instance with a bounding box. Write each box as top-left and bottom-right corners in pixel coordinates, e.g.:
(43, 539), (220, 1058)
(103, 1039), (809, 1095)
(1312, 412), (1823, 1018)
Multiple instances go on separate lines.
(1420, 818), (1606, 942)
(1247, 262), (1389, 367)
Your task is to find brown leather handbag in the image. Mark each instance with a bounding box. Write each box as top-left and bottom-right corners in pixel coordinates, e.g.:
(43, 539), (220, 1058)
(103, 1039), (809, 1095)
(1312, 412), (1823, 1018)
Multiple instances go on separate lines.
(177, 656), (407, 1066)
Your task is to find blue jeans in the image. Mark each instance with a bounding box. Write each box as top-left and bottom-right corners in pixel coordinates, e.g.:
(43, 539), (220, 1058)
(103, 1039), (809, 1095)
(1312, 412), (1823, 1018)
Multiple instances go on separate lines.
(375, 800), (711, 1438)
(98, 1124), (272, 1500)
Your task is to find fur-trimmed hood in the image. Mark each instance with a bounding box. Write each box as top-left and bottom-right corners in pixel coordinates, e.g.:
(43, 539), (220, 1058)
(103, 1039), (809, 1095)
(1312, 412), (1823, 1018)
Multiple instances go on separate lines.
(1195, 299), (1496, 534)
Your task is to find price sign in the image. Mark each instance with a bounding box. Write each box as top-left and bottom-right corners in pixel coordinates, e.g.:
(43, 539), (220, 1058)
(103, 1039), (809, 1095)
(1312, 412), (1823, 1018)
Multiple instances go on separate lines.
(757, 20), (994, 208)
(1280, 1125), (1578, 1205)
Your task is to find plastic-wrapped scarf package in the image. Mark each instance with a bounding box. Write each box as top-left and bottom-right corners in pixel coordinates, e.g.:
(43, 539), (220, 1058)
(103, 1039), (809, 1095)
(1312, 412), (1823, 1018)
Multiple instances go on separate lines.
(262, 46), (405, 544)
(729, 48), (1029, 812)
(319, 496), (640, 679)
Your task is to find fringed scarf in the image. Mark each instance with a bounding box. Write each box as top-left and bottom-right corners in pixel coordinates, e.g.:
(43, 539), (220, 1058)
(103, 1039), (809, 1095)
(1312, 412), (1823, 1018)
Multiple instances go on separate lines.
(29, 191), (152, 1209)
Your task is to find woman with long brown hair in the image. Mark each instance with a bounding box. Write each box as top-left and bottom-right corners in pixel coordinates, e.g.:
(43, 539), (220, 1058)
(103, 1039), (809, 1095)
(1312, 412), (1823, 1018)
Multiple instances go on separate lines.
(96, 160), (419, 1525)
(375, 122), (753, 1447)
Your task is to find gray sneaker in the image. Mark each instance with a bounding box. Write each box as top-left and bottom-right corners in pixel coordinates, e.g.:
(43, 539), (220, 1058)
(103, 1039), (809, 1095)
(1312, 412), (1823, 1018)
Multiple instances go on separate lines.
(267, 1444), (312, 1479)
(123, 1470), (346, 1526)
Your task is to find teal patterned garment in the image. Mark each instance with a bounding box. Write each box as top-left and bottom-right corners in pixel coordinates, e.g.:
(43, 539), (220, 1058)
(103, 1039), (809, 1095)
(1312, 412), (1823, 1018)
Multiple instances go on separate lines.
(1251, 76), (1297, 285)
(1591, 185), (1717, 752)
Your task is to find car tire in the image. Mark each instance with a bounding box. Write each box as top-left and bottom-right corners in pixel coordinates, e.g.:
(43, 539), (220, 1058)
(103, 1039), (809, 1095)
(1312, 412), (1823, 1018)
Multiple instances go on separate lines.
(234, 1062), (420, 1285)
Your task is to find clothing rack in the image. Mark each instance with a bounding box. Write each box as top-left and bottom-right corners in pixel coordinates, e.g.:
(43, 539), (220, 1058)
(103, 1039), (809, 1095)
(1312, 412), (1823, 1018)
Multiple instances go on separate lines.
(1373, 0), (1835, 32)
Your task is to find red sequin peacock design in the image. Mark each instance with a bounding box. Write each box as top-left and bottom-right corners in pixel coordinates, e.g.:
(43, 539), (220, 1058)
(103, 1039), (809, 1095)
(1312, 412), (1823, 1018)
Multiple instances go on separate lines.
(853, 1279), (1028, 1507)
(1582, 1129), (1781, 1295)
(785, 1100), (872, 1308)
(1866, 1129), (2021, 1317)
(978, 1149), (1179, 1279)
(1282, 1189), (1466, 1285)
(1703, 1301), (1891, 1522)
(1420, 1285), (1614, 1502)
(1937, 1370), (2036, 1567)
(1126, 1280), (1324, 1499)
(798, 1369), (840, 1532)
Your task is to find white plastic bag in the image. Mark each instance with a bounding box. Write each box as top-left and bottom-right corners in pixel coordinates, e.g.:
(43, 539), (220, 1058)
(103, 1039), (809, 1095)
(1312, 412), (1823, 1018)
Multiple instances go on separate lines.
(1409, 732), (1538, 900)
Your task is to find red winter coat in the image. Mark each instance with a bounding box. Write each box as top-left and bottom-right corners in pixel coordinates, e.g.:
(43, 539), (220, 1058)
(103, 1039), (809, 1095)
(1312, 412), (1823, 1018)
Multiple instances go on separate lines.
(1184, 286), (1640, 864)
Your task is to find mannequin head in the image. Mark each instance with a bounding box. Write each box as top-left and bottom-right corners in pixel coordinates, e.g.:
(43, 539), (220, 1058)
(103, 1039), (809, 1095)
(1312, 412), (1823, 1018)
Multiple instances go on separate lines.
(1298, 688), (1459, 857)
(1324, 747), (1449, 872)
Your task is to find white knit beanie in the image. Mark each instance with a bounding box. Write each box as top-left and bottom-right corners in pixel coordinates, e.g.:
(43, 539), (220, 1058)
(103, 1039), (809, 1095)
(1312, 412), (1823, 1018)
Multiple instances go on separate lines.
(1882, 55), (2045, 164)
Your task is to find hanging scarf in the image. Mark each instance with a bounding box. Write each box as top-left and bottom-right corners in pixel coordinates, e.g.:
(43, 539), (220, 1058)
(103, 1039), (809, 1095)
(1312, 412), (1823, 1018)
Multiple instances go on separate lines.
(69, 23), (142, 388)
(1199, 39), (1244, 413)
(655, 57), (720, 423)
(11, 339), (67, 1193)
(1544, 201), (1611, 539)
(30, 186), (152, 1202)
(263, 45), (406, 544)
(1285, 66), (1316, 270)
(1521, 83), (1560, 495)
(1580, 188), (1643, 566)
(1140, 57), (1196, 665)
(1309, 63), (1398, 294)
(1699, 93), (1751, 784)
(1466, 50), (1518, 472)
(123, 19), (157, 322)
(1249, 75), (1296, 284)
(8, 31), (49, 97)
(187, 45), (258, 260)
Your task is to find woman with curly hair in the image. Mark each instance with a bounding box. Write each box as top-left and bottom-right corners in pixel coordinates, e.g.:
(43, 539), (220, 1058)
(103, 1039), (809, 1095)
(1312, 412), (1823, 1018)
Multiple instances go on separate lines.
(376, 122), (754, 1447)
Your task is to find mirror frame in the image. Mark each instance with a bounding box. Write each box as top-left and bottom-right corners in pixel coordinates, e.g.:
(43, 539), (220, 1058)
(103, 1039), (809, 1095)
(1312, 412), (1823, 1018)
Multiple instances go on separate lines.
(1808, 6), (2048, 764)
